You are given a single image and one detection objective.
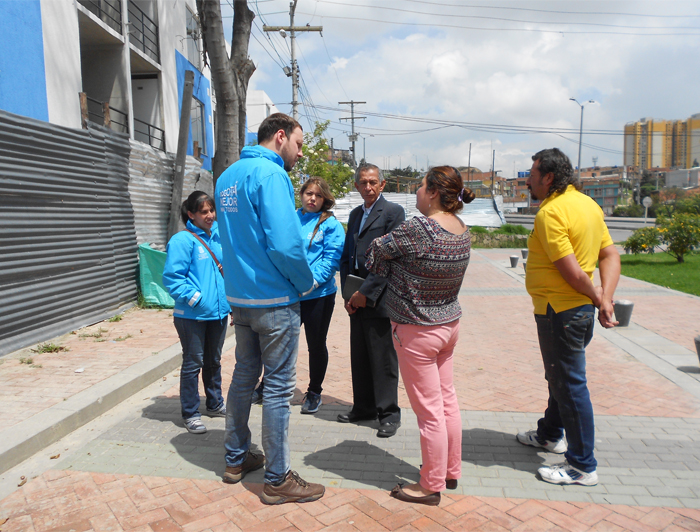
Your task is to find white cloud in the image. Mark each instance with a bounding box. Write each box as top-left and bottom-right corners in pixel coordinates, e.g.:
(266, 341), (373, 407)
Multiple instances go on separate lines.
(232, 0), (700, 173)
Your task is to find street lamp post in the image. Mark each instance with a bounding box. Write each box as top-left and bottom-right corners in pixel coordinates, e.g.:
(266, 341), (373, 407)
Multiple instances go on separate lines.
(570, 98), (595, 179)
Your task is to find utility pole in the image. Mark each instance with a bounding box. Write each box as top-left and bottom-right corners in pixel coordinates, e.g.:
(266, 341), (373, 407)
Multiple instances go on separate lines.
(467, 143), (472, 182)
(570, 98), (595, 179)
(263, 1), (322, 121)
(339, 100), (366, 168)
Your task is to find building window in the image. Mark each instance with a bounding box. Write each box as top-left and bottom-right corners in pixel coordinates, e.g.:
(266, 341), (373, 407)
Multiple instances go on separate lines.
(191, 97), (206, 156)
(186, 8), (201, 70)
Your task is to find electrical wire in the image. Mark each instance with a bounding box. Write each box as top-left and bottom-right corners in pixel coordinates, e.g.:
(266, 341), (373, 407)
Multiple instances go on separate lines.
(399, 0), (700, 19)
(296, 10), (700, 36)
(320, 33), (350, 100)
(312, 0), (700, 31)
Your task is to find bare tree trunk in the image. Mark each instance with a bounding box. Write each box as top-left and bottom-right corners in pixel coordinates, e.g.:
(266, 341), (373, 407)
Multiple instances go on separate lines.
(197, 0), (255, 182)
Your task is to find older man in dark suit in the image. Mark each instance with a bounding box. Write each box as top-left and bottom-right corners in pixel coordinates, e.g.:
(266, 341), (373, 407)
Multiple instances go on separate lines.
(338, 163), (405, 438)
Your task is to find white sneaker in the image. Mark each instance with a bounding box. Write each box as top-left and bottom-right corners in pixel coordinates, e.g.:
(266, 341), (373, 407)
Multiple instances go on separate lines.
(538, 461), (598, 486)
(516, 429), (567, 454)
(184, 417), (207, 434)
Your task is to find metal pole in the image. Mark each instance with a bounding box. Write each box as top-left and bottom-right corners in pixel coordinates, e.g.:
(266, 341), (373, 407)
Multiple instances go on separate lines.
(577, 104), (584, 179)
(290, 1), (299, 121)
(467, 143), (471, 182)
(570, 98), (595, 179)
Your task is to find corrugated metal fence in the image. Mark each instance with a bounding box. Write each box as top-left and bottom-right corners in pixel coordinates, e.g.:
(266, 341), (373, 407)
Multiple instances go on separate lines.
(0, 110), (138, 356)
(128, 141), (213, 250)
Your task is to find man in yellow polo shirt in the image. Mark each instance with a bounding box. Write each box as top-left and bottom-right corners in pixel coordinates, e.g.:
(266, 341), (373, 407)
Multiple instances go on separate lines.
(517, 148), (620, 486)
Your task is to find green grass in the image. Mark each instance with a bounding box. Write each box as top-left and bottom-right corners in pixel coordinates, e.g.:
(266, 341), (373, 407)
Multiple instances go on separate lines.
(108, 315), (123, 322)
(620, 251), (700, 296)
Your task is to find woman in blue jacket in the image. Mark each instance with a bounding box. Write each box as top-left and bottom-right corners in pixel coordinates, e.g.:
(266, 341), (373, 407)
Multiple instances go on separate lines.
(163, 191), (231, 434)
(251, 178), (345, 414)
(297, 178), (345, 413)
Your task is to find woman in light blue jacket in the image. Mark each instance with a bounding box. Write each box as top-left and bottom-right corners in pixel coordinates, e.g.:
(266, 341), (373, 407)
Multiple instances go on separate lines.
(252, 178), (345, 414)
(163, 191), (231, 434)
(296, 178), (345, 413)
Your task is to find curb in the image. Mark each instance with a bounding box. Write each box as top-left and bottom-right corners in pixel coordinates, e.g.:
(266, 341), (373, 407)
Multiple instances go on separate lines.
(0, 330), (235, 476)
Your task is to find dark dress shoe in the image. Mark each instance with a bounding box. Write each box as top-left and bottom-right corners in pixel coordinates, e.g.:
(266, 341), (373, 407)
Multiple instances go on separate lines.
(390, 483), (440, 506)
(446, 479), (458, 490)
(377, 421), (401, 438)
(337, 411), (377, 423)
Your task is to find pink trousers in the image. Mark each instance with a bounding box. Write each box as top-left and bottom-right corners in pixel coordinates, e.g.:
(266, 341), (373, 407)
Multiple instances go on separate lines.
(391, 320), (462, 492)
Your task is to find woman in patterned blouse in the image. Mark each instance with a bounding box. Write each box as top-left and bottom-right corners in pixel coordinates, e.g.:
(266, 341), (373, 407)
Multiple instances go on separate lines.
(366, 166), (475, 506)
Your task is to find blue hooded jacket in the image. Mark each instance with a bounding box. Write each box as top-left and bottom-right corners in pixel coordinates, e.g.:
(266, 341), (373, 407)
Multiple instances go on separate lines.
(297, 209), (345, 301)
(162, 220), (231, 320)
(215, 145), (314, 308)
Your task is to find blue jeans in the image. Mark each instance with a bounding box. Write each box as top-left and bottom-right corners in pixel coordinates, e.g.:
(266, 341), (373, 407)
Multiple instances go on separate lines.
(173, 317), (227, 420)
(224, 303), (300, 484)
(535, 304), (597, 473)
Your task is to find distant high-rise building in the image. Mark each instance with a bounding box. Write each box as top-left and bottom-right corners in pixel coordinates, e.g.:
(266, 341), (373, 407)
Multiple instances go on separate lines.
(624, 114), (700, 170)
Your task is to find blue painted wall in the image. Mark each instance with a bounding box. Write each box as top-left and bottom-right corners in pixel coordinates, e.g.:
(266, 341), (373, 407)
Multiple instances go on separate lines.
(0, 0), (48, 121)
(175, 51), (213, 171)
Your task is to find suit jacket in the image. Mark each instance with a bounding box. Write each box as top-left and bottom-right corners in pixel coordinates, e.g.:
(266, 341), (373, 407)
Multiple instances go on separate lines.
(340, 195), (406, 319)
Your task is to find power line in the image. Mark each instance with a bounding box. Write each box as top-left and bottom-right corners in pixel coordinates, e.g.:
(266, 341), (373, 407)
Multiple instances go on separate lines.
(399, 0), (700, 19)
(296, 11), (700, 36)
(320, 34), (349, 100)
(313, 0), (700, 31)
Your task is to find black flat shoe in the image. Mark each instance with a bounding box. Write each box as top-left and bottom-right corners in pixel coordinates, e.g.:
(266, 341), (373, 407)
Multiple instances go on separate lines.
(377, 421), (401, 438)
(390, 483), (440, 506)
(446, 479), (458, 490)
(337, 411), (377, 423)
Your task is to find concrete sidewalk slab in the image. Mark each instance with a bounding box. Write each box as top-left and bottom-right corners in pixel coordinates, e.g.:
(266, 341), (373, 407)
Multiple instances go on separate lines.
(1, 248), (700, 531)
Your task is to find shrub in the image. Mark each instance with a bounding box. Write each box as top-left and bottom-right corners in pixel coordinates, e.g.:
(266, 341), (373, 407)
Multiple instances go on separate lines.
(658, 213), (700, 263)
(469, 226), (488, 234)
(613, 204), (644, 218)
(494, 223), (529, 235)
(623, 227), (661, 255)
(624, 213), (700, 263)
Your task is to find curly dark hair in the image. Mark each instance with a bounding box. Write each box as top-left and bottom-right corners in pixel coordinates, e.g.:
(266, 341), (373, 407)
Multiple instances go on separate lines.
(532, 148), (581, 197)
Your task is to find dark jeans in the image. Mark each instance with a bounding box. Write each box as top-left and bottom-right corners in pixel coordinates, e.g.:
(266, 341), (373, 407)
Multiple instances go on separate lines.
(301, 293), (336, 394)
(174, 317), (227, 420)
(535, 303), (596, 473)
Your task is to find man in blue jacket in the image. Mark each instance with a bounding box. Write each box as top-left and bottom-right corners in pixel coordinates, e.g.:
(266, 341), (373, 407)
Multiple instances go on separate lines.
(216, 113), (325, 505)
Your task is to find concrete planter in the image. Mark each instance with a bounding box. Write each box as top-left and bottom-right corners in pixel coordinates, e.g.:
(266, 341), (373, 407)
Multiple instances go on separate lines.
(695, 335), (700, 366)
(522, 262), (527, 272)
(521, 249), (529, 259)
(510, 255), (519, 268)
(614, 300), (634, 327)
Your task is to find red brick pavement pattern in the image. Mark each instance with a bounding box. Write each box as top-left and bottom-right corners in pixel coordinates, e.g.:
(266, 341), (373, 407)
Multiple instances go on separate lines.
(1, 309), (179, 430)
(2, 470), (699, 532)
(175, 255), (700, 418)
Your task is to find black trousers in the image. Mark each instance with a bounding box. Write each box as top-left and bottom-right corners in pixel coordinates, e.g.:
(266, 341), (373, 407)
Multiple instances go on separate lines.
(300, 293), (336, 394)
(349, 312), (401, 423)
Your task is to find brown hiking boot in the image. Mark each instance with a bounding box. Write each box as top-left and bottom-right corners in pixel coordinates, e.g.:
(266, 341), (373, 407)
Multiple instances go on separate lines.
(260, 470), (325, 505)
(223, 451), (265, 484)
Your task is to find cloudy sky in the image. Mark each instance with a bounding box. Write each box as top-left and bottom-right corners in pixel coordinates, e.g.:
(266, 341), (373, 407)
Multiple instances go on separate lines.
(220, 0), (700, 177)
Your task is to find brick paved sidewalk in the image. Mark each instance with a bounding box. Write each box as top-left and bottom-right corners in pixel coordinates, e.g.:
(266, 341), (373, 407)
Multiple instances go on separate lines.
(1, 248), (699, 531)
(1, 308), (179, 431)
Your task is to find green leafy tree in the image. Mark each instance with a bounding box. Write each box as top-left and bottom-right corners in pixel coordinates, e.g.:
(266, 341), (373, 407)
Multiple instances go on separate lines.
(290, 121), (354, 202)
